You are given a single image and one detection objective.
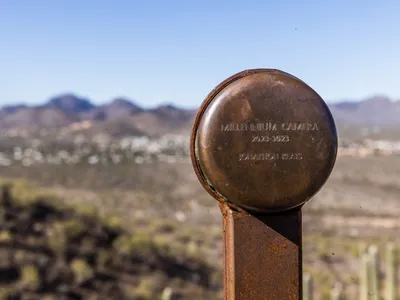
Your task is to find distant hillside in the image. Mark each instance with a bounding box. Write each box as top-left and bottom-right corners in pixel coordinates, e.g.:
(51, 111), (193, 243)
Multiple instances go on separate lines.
(0, 94), (196, 137)
(42, 94), (95, 114)
(329, 96), (400, 126)
(0, 93), (399, 137)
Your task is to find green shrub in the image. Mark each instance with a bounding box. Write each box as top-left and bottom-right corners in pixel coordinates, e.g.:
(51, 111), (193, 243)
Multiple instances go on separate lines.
(70, 258), (94, 285)
(47, 222), (67, 256)
(113, 230), (152, 257)
(20, 265), (40, 291)
(125, 276), (153, 299)
(63, 219), (85, 239)
(0, 230), (11, 242)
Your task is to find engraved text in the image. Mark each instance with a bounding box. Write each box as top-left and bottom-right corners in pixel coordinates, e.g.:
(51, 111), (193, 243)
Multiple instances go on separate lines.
(221, 122), (319, 132)
(252, 135), (290, 143)
(239, 153), (303, 161)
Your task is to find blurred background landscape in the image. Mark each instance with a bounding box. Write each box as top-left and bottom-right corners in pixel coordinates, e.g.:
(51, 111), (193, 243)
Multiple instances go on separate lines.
(1, 1), (400, 299)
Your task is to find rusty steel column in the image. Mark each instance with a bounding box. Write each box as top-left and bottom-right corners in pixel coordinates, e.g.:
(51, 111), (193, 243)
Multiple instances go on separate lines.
(191, 69), (337, 300)
(221, 204), (302, 300)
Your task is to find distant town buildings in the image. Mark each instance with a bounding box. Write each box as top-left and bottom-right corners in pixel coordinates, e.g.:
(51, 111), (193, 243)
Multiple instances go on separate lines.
(0, 133), (398, 168)
(338, 139), (400, 157)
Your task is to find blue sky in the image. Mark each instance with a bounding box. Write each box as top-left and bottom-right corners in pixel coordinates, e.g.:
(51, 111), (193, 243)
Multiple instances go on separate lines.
(1, 1), (399, 108)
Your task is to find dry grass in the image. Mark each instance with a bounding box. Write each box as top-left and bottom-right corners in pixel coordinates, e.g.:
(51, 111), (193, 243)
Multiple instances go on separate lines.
(0, 180), (222, 299)
(0, 151), (399, 299)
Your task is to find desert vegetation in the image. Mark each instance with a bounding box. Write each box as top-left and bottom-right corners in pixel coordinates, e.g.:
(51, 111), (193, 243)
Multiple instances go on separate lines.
(0, 123), (399, 299)
(0, 149), (399, 299)
(0, 180), (222, 299)
(304, 243), (400, 300)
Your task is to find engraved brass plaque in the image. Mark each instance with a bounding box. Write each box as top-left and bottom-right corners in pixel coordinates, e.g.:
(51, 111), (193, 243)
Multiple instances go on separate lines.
(191, 69), (337, 213)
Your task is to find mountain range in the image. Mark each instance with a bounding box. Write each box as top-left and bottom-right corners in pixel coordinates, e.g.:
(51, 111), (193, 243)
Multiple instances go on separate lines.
(329, 95), (400, 126)
(0, 94), (196, 136)
(0, 94), (399, 137)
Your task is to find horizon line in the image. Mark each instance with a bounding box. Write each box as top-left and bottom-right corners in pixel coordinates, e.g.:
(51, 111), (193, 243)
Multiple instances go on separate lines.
(2, 92), (399, 110)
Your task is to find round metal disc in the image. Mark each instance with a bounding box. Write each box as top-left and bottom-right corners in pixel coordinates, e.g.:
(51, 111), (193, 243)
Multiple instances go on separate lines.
(191, 69), (337, 213)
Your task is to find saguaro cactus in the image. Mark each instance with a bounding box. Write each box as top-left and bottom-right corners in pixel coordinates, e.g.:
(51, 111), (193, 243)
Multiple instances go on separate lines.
(360, 252), (369, 300)
(303, 273), (313, 300)
(161, 287), (172, 300)
(385, 243), (396, 300)
(330, 282), (343, 300)
(367, 245), (379, 300)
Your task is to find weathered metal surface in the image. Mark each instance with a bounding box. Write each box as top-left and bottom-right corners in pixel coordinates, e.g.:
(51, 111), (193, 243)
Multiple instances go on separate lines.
(221, 203), (302, 300)
(191, 69), (337, 213)
(190, 69), (337, 300)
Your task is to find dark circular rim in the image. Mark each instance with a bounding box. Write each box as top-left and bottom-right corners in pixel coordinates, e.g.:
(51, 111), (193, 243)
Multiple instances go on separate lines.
(190, 68), (338, 214)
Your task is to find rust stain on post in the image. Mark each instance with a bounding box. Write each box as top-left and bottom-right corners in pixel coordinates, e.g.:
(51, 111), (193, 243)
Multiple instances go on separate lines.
(221, 203), (302, 300)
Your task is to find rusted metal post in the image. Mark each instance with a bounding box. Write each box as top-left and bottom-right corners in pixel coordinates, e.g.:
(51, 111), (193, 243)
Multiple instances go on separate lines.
(221, 204), (302, 299)
(191, 69), (337, 299)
